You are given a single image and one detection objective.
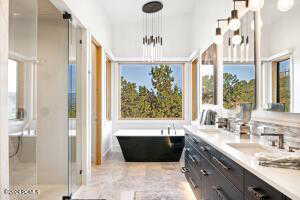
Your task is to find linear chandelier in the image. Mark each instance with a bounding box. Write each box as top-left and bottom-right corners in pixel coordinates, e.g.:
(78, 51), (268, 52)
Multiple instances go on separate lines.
(142, 1), (164, 62)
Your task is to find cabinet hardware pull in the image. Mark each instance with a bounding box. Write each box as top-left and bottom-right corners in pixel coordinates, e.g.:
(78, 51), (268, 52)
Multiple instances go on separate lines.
(189, 155), (196, 163)
(192, 138), (199, 144)
(200, 146), (207, 152)
(200, 169), (208, 176)
(248, 187), (268, 200)
(189, 177), (198, 188)
(213, 186), (229, 200)
(181, 167), (190, 173)
(212, 156), (230, 170)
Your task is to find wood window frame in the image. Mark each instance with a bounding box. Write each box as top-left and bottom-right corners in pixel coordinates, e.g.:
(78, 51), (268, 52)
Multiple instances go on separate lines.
(191, 59), (198, 120)
(91, 39), (102, 165)
(106, 57), (112, 120)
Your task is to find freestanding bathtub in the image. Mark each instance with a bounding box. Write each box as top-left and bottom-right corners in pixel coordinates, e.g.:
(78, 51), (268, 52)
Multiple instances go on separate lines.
(115, 129), (185, 162)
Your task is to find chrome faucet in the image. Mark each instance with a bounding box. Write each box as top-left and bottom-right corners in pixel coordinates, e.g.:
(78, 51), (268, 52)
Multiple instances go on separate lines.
(261, 133), (284, 149)
(168, 121), (176, 135)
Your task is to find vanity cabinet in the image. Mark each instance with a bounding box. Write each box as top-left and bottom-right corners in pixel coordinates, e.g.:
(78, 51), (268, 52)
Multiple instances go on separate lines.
(184, 131), (291, 200)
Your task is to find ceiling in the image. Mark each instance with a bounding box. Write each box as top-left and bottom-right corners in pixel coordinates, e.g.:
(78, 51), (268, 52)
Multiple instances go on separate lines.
(101, 0), (198, 24)
(262, 0), (300, 26)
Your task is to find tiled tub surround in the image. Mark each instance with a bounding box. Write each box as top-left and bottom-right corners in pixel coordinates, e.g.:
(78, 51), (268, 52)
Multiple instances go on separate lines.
(184, 125), (300, 200)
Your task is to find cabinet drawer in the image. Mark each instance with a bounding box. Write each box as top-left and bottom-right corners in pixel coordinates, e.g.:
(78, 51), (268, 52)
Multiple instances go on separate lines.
(204, 155), (243, 200)
(210, 148), (244, 192)
(245, 170), (283, 200)
(185, 172), (202, 200)
(186, 133), (212, 160)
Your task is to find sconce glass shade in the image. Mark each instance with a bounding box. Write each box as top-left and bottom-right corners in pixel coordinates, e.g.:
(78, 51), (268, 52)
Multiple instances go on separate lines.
(229, 10), (240, 31)
(232, 30), (242, 45)
(277, 0), (294, 12)
(214, 27), (223, 45)
(249, 0), (265, 11)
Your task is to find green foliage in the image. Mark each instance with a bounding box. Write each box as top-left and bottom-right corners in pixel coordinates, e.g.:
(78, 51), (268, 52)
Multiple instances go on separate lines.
(223, 72), (255, 110)
(202, 75), (215, 104)
(121, 64), (183, 119)
(279, 75), (290, 112)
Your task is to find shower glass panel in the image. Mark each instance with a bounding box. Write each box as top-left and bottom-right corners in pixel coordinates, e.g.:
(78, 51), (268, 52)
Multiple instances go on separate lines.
(8, 0), (38, 199)
(68, 19), (82, 196)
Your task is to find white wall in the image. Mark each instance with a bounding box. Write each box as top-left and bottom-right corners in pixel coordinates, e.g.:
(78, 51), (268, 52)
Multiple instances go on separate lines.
(51, 0), (113, 56)
(36, 17), (68, 184)
(261, 4), (300, 113)
(111, 13), (195, 59)
(191, 0), (232, 55)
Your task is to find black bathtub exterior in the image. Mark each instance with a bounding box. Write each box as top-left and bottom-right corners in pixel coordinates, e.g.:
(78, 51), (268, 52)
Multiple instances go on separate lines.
(117, 136), (185, 162)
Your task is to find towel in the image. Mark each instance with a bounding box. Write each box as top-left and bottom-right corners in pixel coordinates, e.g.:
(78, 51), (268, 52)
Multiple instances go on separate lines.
(255, 152), (300, 170)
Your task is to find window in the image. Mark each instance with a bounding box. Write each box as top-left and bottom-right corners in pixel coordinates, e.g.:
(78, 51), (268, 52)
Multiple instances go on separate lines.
(8, 59), (18, 120)
(119, 63), (184, 119)
(201, 65), (216, 105)
(223, 64), (255, 109)
(276, 59), (290, 112)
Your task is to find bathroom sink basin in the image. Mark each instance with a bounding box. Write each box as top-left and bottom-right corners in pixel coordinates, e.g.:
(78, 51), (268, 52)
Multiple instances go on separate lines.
(227, 143), (275, 156)
(199, 128), (222, 134)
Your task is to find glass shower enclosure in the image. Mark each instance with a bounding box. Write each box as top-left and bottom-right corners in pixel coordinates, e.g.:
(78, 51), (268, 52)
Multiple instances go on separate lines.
(8, 0), (82, 199)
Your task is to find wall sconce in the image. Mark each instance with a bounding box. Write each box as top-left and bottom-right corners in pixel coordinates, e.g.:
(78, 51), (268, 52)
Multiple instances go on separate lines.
(229, 1), (241, 31)
(215, 27), (223, 45)
(277, 0), (294, 12)
(232, 29), (242, 45)
(214, 19), (230, 44)
(229, 0), (264, 31)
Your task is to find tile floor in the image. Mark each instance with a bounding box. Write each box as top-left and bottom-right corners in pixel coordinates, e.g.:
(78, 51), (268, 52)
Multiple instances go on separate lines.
(73, 151), (196, 200)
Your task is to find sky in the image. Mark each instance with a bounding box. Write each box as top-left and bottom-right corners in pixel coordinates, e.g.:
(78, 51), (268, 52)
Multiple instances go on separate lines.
(120, 63), (183, 90)
(224, 64), (255, 81)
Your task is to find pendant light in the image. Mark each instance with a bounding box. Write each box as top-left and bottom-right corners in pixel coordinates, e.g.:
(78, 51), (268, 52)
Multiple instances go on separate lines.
(232, 29), (242, 45)
(249, 0), (264, 11)
(229, 6), (240, 31)
(277, 0), (294, 12)
(142, 1), (164, 62)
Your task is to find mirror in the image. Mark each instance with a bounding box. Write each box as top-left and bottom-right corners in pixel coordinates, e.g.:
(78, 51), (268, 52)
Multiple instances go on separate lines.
(201, 44), (217, 106)
(260, 1), (300, 113)
(222, 11), (256, 111)
(201, 65), (216, 105)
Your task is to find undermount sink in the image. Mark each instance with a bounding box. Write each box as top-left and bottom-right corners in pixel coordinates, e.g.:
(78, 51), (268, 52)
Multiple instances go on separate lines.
(227, 143), (275, 156)
(199, 128), (222, 134)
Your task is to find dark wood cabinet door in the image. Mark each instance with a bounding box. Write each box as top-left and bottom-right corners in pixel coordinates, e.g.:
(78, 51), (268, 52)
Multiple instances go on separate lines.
(245, 171), (284, 200)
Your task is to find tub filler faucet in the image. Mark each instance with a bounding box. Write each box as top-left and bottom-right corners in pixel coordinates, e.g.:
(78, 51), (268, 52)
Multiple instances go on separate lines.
(168, 121), (176, 135)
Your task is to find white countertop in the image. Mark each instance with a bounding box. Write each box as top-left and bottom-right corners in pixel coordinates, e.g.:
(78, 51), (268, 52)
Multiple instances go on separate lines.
(183, 125), (300, 200)
(114, 129), (185, 137)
